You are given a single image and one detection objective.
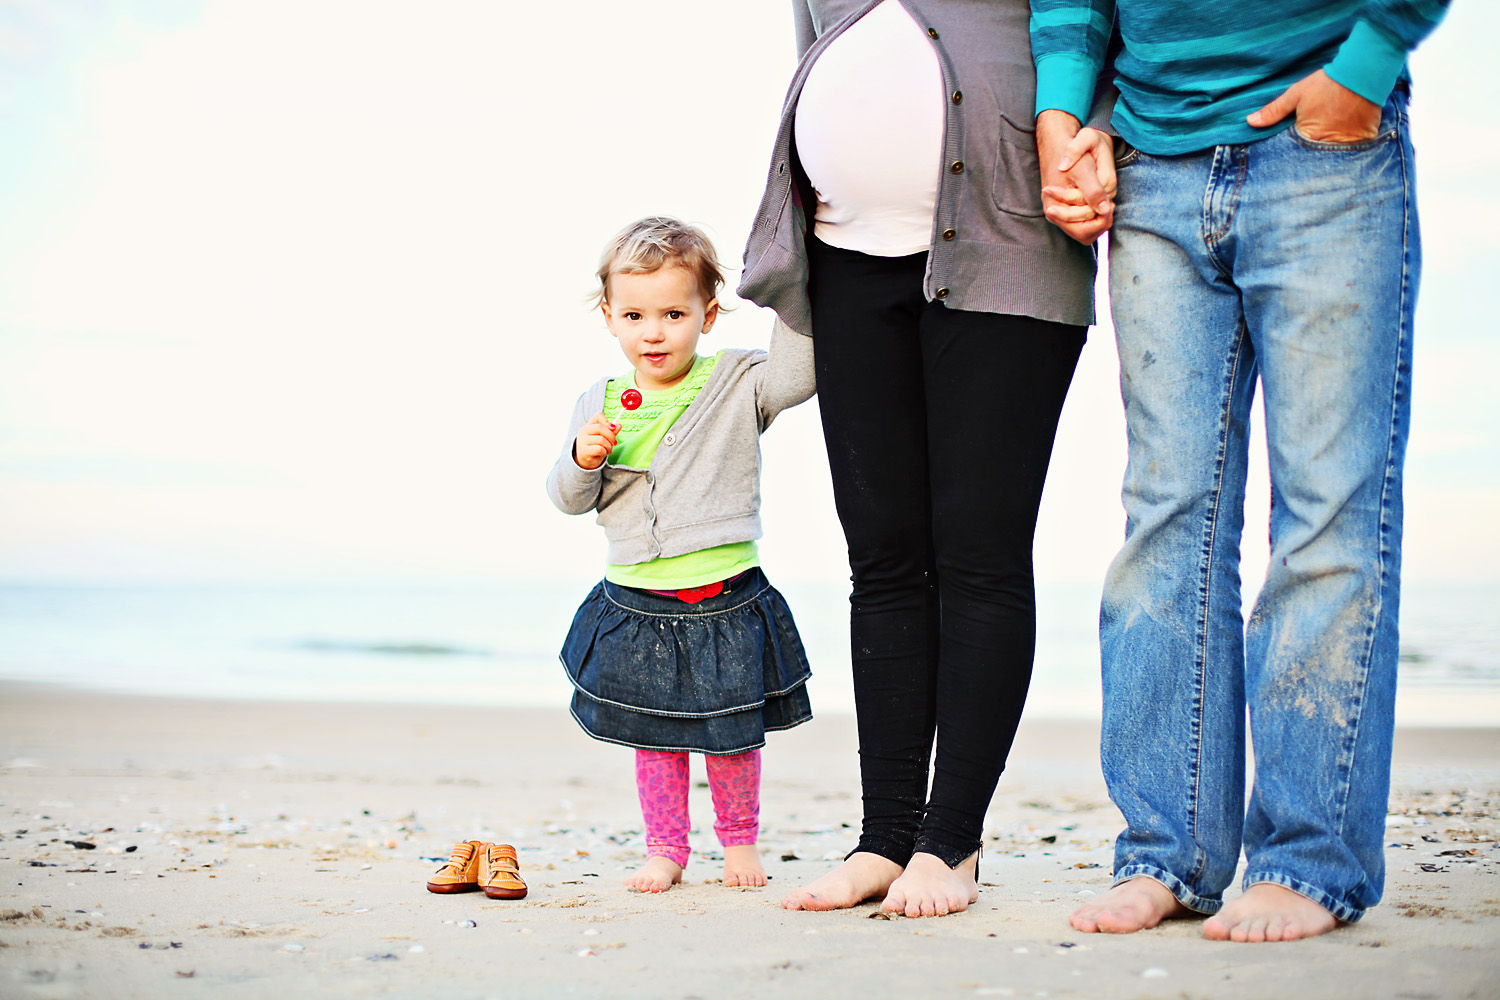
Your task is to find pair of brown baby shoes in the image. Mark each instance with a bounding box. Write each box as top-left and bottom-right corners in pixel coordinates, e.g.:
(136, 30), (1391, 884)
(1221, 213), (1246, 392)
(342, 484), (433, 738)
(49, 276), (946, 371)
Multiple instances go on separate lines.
(425, 840), (527, 899)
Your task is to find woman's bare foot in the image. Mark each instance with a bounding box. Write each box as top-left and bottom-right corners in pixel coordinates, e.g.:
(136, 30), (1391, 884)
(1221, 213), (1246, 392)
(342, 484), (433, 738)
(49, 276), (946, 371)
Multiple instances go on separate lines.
(624, 855), (683, 893)
(880, 851), (979, 918)
(1070, 876), (1194, 933)
(722, 845), (767, 887)
(782, 851), (904, 911)
(1202, 883), (1339, 942)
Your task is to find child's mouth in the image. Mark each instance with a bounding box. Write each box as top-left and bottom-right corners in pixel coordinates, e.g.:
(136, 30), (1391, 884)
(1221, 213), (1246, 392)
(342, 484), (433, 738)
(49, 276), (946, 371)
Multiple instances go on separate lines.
(644, 353), (667, 364)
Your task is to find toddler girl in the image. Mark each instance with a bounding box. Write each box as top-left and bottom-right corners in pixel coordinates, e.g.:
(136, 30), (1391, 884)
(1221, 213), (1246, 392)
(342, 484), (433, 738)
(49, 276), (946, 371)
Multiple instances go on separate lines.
(547, 216), (816, 893)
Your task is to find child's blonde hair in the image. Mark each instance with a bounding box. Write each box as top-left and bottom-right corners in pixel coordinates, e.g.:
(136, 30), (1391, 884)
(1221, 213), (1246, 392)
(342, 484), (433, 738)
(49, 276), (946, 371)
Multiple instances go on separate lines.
(593, 216), (728, 309)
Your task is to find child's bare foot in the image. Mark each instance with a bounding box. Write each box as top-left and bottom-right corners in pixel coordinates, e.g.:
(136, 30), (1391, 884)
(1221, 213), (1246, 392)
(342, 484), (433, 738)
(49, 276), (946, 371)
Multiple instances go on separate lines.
(722, 845), (767, 887)
(782, 851), (904, 911)
(625, 855), (683, 893)
(880, 851), (978, 918)
(1202, 883), (1339, 942)
(1070, 876), (1194, 933)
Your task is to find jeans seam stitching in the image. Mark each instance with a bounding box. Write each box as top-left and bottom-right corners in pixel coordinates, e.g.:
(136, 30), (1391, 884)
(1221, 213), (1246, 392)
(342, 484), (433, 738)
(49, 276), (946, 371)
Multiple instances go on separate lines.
(1187, 321), (1249, 885)
(1203, 146), (1247, 262)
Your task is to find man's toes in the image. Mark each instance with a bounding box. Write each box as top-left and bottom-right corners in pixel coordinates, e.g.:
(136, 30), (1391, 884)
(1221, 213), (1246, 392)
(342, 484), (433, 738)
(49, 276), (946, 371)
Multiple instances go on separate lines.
(1070, 908), (1099, 933)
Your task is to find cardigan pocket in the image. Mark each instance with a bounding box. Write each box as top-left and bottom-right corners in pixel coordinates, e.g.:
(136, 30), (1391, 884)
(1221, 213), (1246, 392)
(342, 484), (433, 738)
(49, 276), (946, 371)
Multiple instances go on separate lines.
(989, 115), (1046, 220)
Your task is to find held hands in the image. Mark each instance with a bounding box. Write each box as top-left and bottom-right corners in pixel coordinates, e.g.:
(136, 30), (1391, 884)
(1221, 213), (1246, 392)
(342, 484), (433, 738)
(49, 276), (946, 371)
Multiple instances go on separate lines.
(574, 412), (619, 471)
(1247, 69), (1380, 143)
(1037, 109), (1116, 245)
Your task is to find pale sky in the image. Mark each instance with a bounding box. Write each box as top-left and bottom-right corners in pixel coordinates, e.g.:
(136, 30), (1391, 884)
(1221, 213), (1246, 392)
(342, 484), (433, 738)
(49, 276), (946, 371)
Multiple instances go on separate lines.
(1, 0), (1495, 589)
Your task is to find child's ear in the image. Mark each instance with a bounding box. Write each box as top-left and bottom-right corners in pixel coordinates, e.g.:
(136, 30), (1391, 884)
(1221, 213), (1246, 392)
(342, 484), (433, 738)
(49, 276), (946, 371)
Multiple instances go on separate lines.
(701, 298), (719, 335)
(601, 301), (618, 338)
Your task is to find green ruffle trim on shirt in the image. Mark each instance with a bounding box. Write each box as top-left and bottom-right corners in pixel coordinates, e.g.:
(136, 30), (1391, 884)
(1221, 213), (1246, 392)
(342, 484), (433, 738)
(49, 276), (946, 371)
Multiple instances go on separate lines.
(604, 352), (720, 432)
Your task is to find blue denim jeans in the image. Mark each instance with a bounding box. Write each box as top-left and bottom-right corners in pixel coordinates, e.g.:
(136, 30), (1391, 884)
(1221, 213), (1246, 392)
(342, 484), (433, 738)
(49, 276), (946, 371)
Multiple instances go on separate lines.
(1100, 90), (1419, 924)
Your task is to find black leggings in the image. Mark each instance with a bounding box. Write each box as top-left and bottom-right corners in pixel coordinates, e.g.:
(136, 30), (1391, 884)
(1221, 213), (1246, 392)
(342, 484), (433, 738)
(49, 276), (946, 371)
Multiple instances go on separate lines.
(807, 237), (1085, 867)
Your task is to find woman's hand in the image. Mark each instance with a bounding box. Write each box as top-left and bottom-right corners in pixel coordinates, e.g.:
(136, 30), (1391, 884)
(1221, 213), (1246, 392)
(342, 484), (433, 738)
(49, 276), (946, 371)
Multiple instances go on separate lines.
(1037, 110), (1115, 245)
(574, 412), (619, 470)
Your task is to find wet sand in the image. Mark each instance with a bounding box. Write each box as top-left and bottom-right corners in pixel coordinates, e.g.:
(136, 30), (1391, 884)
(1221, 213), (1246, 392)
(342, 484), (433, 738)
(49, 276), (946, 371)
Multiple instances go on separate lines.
(2, 682), (1496, 999)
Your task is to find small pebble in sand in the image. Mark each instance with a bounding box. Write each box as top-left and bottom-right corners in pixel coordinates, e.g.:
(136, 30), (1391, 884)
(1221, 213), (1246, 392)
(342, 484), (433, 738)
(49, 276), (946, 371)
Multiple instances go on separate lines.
(1012, 947), (1029, 954)
(353, 908), (370, 913)
(280, 944), (304, 953)
(408, 945), (425, 954)
(1142, 967), (1169, 979)
(582, 929), (599, 936)
(577, 949), (596, 958)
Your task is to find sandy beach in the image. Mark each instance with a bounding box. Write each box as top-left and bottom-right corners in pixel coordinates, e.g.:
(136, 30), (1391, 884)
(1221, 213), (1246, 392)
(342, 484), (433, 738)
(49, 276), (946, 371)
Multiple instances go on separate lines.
(1, 682), (1496, 999)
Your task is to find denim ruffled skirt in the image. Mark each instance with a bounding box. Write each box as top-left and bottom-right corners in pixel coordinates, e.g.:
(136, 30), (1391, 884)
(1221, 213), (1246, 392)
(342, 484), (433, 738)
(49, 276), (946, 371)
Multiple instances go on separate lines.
(560, 568), (812, 755)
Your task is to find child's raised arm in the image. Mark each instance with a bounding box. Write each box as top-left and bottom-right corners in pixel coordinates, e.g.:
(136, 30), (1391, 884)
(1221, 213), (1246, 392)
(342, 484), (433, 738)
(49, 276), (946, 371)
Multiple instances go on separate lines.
(755, 318), (816, 428)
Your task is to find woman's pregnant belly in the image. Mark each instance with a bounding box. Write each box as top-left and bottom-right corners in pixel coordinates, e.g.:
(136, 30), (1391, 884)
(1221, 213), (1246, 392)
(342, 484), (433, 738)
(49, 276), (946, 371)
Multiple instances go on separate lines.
(794, 0), (945, 257)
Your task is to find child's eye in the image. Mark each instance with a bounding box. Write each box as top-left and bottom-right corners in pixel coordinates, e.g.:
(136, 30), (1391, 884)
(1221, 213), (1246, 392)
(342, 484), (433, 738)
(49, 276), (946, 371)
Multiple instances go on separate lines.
(667, 310), (684, 320)
(624, 311), (642, 321)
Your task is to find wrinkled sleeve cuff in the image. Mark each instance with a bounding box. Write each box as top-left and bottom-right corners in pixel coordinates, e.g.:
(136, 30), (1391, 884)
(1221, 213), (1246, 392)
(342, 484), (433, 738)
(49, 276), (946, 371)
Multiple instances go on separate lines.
(1034, 52), (1099, 122)
(1326, 19), (1409, 106)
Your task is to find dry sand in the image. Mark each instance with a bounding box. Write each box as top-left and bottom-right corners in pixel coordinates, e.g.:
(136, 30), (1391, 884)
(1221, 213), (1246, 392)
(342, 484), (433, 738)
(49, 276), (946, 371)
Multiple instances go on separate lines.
(2, 682), (1497, 999)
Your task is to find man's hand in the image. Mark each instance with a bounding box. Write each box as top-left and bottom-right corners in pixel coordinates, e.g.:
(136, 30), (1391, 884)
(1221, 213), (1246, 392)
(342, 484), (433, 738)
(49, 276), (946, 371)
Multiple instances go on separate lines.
(574, 412), (619, 470)
(1247, 69), (1380, 143)
(1037, 109), (1116, 245)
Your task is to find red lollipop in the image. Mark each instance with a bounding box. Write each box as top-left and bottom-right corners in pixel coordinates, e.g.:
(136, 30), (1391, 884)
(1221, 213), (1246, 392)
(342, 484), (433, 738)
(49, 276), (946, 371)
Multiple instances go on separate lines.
(621, 389), (643, 411)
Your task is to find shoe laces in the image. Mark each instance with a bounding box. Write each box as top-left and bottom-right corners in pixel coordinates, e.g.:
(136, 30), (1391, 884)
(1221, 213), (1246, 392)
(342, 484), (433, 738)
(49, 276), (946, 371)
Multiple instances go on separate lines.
(485, 844), (520, 874)
(436, 842), (475, 874)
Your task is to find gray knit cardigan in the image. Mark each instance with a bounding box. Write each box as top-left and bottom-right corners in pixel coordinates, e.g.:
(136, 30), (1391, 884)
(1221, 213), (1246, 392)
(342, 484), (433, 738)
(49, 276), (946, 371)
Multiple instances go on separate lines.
(546, 320), (816, 567)
(740, 0), (1099, 334)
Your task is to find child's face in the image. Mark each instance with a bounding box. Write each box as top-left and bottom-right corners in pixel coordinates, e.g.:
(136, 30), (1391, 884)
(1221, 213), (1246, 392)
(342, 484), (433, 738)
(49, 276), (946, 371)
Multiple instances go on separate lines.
(602, 265), (718, 391)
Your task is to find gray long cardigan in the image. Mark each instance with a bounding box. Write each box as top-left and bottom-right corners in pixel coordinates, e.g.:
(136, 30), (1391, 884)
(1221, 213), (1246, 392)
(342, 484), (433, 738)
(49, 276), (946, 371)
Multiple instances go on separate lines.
(740, 0), (1099, 334)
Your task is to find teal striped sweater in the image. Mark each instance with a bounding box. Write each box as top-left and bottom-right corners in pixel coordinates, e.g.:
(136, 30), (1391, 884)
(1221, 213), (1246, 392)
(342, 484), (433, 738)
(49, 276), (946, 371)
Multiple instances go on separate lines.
(1031, 0), (1450, 154)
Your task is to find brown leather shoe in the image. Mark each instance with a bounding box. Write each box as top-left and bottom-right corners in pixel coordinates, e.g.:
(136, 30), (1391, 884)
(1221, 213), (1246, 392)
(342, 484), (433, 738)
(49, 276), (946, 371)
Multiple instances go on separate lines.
(425, 840), (484, 893)
(478, 843), (528, 899)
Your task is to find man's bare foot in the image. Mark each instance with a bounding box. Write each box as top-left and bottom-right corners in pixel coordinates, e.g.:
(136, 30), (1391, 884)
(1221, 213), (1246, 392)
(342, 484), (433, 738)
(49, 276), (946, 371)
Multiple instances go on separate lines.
(1202, 883), (1339, 942)
(722, 845), (767, 887)
(880, 851), (979, 918)
(624, 855), (683, 893)
(782, 851), (904, 911)
(1070, 876), (1194, 933)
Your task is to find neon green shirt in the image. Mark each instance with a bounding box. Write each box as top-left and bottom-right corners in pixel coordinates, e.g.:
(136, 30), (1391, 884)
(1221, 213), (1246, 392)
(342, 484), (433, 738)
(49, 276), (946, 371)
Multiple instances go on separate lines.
(603, 353), (759, 589)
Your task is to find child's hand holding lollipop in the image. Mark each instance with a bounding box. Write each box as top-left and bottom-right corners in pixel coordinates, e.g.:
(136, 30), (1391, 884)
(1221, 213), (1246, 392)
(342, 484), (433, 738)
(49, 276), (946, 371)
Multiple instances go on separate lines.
(573, 390), (642, 470)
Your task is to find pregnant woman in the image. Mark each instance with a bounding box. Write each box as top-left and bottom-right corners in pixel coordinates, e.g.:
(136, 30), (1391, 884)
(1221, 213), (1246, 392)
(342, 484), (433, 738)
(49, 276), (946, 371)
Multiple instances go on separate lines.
(740, 0), (1104, 916)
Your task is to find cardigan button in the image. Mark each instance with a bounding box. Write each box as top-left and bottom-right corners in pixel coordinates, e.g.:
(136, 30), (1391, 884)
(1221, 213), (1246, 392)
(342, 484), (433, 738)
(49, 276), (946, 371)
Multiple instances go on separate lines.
(935, 287), (950, 299)
(950, 160), (964, 174)
(951, 90), (962, 105)
(942, 229), (956, 241)
(927, 26), (938, 39)
(663, 433), (676, 446)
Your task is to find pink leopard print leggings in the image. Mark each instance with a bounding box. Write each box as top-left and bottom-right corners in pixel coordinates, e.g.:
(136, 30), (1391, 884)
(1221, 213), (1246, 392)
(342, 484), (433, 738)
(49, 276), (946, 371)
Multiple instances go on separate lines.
(635, 748), (761, 868)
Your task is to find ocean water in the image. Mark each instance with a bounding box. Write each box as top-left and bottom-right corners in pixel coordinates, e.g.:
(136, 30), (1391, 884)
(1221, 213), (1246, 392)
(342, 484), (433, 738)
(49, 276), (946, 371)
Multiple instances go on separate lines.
(0, 580), (1496, 725)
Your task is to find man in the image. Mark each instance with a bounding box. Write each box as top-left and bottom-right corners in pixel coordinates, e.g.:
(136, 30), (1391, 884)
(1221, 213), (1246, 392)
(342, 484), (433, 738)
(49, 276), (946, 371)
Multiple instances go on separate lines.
(1029, 1), (1450, 941)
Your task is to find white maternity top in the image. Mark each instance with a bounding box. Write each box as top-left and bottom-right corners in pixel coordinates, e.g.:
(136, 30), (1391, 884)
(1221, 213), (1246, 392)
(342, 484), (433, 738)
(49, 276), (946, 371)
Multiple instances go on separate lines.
(793, 0), (945, 257)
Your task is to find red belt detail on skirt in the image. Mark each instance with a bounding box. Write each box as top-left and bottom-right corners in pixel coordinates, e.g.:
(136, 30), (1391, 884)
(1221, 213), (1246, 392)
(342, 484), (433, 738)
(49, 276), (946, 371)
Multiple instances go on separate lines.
(647, 570), (749, 604)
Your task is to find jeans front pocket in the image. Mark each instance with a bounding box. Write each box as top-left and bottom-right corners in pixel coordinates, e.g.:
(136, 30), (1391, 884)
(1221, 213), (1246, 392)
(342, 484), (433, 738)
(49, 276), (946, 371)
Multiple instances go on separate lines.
(1286, 88), (1406, 152)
